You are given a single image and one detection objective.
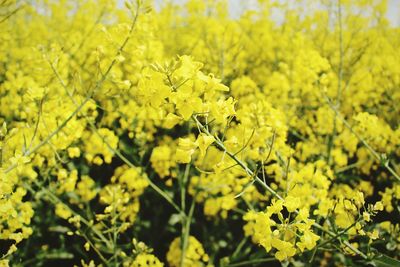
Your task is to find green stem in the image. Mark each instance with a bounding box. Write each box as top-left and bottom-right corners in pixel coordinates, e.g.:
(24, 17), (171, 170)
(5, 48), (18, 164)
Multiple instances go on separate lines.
(192, 115), (369, 260)
(4, 95), (92, 174)
(180, 199), (195, 267)
(25, 180), (112, 249)
(323, 94), (400, 182)
(46, 7), (183, 214)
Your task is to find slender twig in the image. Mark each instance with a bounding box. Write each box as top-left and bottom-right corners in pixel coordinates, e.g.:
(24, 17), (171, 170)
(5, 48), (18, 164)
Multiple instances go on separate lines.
(181, 163), (191, 214)
(180, 198), (195, 267)
(4, 95), (92, 174)
(4, 5), (140, 174)
(27, 97), (44, 152)
(46, 5), (183, 214)
(335, 159), (368, 173)
(79, 231), (109, 265)
(192, 115), (369, 260)
(317, 218), (360, 249)
(179, 163), (191, 267)
(233, 128), (255, 157)
(49, 62), (182, 214)
(323, 94), (400, 182)
(24, 180), (111, 249)
(0, 5), (22, 24)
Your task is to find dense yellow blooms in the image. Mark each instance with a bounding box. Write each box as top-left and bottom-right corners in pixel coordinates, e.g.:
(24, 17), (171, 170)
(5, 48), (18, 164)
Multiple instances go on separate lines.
(243, 199), (320, 261)
(0, 0), (399, 265)
(131, 253), (163, 267)
(167, 236), (210, 267)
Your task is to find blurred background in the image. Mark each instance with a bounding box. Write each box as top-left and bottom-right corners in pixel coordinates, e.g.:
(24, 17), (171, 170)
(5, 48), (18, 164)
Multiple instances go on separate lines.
(148, 0), (400, 26)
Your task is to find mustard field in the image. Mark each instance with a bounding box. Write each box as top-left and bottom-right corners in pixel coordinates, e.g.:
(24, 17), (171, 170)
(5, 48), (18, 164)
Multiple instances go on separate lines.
(0, 0), (399, 266)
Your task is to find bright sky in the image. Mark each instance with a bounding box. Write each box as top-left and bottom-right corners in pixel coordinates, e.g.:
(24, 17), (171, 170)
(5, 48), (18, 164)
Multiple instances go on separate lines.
(149, 0), (400, 26)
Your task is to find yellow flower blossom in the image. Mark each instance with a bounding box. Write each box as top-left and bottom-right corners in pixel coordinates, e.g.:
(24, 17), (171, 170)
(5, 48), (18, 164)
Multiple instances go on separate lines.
(175, 137), (198, 163)
(195, 133), (215, 157)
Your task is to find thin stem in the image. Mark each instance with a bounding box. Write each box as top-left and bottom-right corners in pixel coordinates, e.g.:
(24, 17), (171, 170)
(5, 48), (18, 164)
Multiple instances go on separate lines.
(49, 68), (182, 215)
(46, 12), (183, 214)
(179, 163), (191, 267)
(316, 219), (360, 249)
(192, 115), (369, 260)
(4, 95), (92, 174)
(193, 116), (282, 200)
(181, 163), (191, 214)
(180, 199), (195, 267)
(0, 5), (22, 24)
(25, 180), (111, 248)
(80, 231), (109, 265)
(323, 94), (400, 182)
(27, 98), (43, 152)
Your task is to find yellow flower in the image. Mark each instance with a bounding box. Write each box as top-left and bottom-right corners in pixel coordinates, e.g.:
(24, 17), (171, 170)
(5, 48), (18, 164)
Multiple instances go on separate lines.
(197, 72), (229, 94)
(163, 113), (182, 129)
(76, 175), (97, 201)
(67, 147), (81, 158)
(167, 236), (209, 267)
(0, 259), (9, 267)
(173, 94), (203, 120)
(362, 212), (371, 222)
(271, 238), (296, 261)
(373, 201), (384, 211)
(9, 152), (30, 171)
(175, 138), (198, 163)
(132, 253), (164, 267)
(55, 203), (72, 220)
(368, 229), (379, 240)
(210, 97), (236, 124)
(284, 195), (301, 212)
(268, 199), (284, 215)
(297, 230), (320, 252)
(195, 133), (215, 157)
(175, 55), (203, 78)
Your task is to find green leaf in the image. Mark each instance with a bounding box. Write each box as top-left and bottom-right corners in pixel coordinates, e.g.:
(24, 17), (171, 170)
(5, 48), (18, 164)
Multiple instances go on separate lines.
(372, 254), (400, 267)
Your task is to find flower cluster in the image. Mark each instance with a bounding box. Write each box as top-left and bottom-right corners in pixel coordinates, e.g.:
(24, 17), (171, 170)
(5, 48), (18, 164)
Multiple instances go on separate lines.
(0, 0), (399, 266)
(166, 236), (210, 267)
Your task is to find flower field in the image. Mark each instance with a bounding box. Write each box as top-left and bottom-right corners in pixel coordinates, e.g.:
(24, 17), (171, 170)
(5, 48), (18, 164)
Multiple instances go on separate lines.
(0, 0), (400, 266)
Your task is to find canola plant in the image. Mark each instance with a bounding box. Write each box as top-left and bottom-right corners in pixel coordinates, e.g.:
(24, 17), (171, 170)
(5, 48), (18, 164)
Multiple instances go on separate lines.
(0, 0), (399, 266)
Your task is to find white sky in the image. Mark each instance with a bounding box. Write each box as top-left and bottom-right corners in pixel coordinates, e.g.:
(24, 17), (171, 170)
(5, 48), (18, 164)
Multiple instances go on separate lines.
(148, 0), (400, 26)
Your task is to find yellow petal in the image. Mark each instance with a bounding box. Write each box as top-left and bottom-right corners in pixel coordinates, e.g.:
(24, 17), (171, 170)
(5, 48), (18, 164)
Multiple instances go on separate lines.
(163, 113), (182, 129)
